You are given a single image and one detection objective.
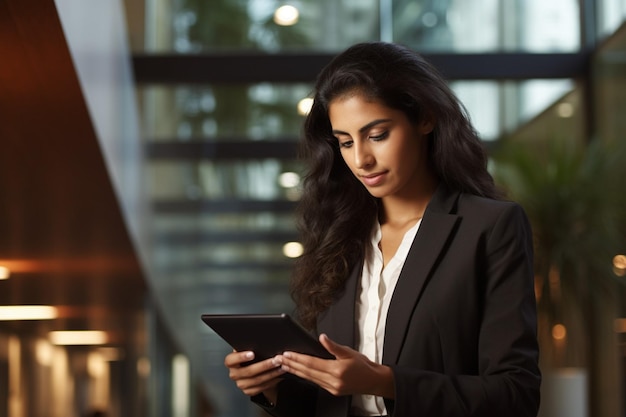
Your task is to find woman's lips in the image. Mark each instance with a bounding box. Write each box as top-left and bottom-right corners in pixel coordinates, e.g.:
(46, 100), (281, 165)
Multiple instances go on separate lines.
(360, 171), (387, 186)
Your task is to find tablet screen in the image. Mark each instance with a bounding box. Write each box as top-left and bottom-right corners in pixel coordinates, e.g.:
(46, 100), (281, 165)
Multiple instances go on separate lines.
(201, 313), (333, 364)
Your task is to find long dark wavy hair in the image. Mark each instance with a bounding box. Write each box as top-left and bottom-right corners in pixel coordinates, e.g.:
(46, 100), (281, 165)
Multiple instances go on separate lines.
(291, 42), (499, 330)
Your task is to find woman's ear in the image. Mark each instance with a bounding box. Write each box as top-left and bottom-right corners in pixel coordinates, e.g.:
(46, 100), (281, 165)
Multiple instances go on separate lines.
(419, 117), (435, 135)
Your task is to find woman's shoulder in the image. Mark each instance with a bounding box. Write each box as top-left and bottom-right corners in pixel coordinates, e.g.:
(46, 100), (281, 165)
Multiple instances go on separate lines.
(458, 192), (520, 209)
(456, 192), (528, 223)
(428, 184), (528, 225)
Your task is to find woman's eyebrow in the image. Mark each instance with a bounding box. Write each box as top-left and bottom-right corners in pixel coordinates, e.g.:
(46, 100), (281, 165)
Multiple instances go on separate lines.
(332, 118), (392, 136)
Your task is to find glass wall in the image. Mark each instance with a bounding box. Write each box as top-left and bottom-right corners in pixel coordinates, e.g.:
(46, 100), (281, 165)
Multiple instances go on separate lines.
(392, 0), (580, 52)
(142, 84), (312, 140)
(598, 0), (626, 38)
(595, 21), (626, 144)
(133, 0), (581, 53)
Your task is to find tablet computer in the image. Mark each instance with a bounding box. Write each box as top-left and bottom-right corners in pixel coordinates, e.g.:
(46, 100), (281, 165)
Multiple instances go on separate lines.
(201, 313), (333, 364)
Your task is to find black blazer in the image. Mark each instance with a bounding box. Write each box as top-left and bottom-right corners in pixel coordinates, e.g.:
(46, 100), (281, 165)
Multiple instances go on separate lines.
(260, 185), (541, 417)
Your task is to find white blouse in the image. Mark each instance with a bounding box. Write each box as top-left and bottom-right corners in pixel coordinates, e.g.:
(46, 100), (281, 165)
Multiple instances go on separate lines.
(351, 219), (422, 416)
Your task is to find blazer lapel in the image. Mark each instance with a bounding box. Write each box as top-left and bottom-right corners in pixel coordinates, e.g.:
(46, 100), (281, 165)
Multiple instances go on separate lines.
(383, 185), (461, 364)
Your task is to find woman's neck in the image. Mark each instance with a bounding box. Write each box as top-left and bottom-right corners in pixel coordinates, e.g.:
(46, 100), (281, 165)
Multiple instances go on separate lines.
(379, 178), (438, 227)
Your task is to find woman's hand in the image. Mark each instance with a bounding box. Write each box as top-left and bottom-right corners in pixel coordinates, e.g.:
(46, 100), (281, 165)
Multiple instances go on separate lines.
(224, 350), (285, 401)
(276, 334), (395, 399)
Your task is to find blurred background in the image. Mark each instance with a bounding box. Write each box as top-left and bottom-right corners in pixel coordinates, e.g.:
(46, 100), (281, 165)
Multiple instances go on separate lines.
(0, 0), (624, 416)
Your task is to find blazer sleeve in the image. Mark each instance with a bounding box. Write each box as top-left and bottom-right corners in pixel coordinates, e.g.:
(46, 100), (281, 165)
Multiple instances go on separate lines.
(387, 203), (541, 417)
(251, 378), (318, 417)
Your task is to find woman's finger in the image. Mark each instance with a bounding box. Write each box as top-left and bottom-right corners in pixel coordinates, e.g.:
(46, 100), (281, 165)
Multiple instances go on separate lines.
(318, 333), (353, 359)
(224, 350), (255, 367)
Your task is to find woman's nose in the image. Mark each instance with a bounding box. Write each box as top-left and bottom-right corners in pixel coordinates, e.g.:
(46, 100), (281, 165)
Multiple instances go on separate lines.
(354, 144), (374, 169)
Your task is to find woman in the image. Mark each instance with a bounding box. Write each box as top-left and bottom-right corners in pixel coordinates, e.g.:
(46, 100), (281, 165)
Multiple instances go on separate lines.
(225, 42), (541, 417)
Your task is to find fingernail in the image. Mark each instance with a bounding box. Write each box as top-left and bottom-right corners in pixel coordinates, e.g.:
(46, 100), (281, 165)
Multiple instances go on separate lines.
(283, 352), (292, 359)
(245, 351), (254, 359)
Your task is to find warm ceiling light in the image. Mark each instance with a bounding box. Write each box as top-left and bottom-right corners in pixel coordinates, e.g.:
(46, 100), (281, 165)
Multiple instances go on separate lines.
(283, 241), (303, 258)
(552, 324), (567, 340)
(274, 5), (299, 26)
(278, 172), (300, 188)
(0, 305), (58, 320)
(297, 97), (314, 116)
(613, 254), (626, 269)
(49, 330), (108, 345)
(0, 266), (10, 280)
(88, 352), (107, 378)
(36, 339), (54, 366)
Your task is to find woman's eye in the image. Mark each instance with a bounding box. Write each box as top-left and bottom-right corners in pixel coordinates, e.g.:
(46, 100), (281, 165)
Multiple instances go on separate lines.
(369, 131), (389, 141)
(339, 140), (353, 148)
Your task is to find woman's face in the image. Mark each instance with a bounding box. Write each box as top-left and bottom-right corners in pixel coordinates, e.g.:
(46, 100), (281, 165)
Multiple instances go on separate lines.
(328, 93), (434, 201)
